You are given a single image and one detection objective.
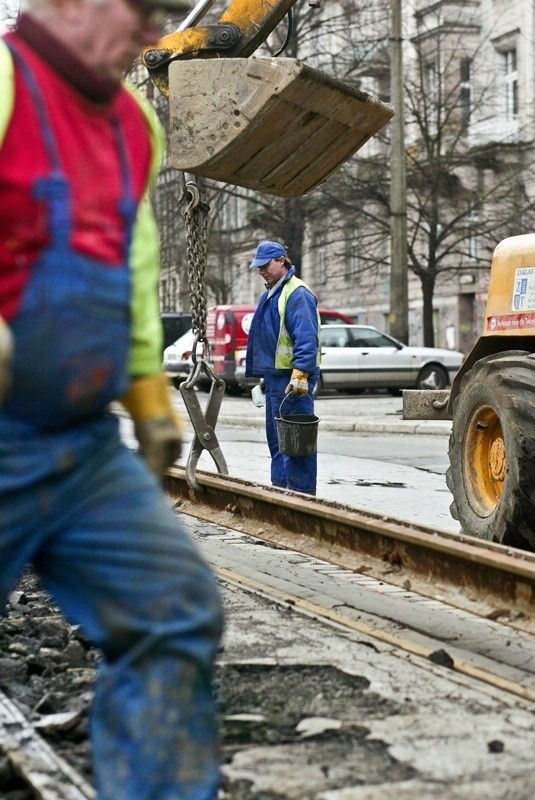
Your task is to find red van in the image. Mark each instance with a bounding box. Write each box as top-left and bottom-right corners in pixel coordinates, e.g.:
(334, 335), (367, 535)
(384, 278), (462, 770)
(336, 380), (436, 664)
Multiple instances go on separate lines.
(206, 304), (353, 393)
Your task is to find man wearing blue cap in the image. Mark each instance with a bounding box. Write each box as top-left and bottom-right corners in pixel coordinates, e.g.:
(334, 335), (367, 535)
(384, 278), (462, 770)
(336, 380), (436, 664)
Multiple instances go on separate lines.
(246, 241), (320, 495)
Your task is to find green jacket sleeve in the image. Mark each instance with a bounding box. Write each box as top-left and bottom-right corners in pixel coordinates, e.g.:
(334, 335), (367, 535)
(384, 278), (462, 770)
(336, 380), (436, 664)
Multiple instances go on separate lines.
(0, 40), (15, 148)
(128, 196), (164, 376)
(125, 85), (166, 377)
(1, 59), (164, 377)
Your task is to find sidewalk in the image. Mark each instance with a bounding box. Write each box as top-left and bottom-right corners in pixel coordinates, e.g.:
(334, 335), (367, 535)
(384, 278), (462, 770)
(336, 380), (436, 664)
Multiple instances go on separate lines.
(211, 391), (452, 436)
(218, 410), (452, 435)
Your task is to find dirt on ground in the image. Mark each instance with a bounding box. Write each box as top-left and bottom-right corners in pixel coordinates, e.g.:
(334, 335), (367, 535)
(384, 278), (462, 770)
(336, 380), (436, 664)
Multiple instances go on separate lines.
(0, 569), (95, 798)
(0, 567), (420, 800)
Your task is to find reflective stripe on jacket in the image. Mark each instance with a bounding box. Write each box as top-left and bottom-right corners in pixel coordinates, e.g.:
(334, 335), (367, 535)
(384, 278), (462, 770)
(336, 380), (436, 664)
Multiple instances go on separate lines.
(245, 266), (320, 378)
(275, 276), (321, 369)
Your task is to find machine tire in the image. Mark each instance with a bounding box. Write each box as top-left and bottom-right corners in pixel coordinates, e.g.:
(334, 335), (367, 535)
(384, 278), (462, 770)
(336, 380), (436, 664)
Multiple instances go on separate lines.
(446, 350), (535, 550)
(416, 363), (449, 390)
(226, 382), (244, 396)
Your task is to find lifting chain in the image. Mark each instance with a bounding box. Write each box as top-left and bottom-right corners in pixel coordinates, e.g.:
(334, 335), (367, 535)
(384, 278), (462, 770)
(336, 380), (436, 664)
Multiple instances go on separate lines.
(182, 178), (209, 352)
(179, 174), (228, 490)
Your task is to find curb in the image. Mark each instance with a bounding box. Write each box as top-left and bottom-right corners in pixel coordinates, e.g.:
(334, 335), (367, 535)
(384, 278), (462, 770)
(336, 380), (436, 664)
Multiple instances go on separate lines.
(218, 415), (452, 436)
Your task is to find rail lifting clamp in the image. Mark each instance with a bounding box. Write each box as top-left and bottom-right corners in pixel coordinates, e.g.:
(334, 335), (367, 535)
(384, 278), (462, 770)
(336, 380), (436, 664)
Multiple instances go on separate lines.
(179, 343), (228, 491)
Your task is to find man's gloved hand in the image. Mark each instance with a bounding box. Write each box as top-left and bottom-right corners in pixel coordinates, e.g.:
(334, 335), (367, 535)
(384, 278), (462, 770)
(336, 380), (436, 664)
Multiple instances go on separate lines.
(284, 368), (309, 396)
(119, 372), (184, 479)
(0, 316), (14, 407)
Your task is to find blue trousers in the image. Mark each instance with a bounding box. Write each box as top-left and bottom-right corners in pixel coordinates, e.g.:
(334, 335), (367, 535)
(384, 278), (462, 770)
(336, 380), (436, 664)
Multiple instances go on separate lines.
(264, 372), (317, 495)
(0, 419), (223, 800)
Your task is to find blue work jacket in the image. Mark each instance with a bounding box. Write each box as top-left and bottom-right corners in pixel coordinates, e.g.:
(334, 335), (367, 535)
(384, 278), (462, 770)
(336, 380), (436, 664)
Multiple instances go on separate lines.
(245, 266), (319, 378)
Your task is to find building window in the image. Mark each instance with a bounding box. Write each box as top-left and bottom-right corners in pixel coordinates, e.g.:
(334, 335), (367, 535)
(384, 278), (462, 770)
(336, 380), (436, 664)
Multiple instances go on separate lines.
(424, 61), (439, 131)
(220, 195), (239, 230)
(313, 232), (327, 285)
(502, 48), (518, 120)
(345, 231), (360, 282)
(468, 215), (479, 262)
(469, 234), (478, 262)
(460, 57), (472, 130)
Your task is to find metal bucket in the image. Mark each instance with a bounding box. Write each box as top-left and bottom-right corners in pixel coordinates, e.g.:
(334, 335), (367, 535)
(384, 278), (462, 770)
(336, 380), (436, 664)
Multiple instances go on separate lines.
(275, 401), (320, 457)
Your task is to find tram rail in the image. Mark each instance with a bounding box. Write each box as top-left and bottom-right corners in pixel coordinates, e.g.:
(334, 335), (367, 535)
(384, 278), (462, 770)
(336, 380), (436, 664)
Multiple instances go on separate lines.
(164, 465), (535, 624)
(2, 552), (532, 800)
(0, 691), (94, 800)
(1, 469), (535, 797)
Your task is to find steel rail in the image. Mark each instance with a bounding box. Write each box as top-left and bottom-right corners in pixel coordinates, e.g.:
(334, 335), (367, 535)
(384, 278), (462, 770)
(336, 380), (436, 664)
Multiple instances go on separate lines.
(0, 691), (95, 800)
(164, 465), (535, 617)
(215, 567), (535, 704)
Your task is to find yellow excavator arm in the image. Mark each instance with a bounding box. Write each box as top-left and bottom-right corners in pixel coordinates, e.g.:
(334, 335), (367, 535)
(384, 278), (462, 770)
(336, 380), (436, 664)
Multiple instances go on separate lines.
(143, 0), (297, 95)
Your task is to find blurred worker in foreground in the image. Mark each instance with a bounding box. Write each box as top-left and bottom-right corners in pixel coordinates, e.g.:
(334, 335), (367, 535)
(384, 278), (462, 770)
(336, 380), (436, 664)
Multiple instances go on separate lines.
(246, 241), (320, 495)
(0, 1), (223, 798)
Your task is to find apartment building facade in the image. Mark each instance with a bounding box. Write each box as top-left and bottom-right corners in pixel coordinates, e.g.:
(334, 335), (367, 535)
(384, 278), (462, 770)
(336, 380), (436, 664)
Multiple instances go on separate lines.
(295, 0), (535, 352)
(156, 0), (535, 353)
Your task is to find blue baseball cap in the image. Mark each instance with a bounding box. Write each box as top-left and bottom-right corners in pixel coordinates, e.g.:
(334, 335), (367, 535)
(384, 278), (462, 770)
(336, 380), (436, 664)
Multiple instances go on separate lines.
(249, 241), (287, 269)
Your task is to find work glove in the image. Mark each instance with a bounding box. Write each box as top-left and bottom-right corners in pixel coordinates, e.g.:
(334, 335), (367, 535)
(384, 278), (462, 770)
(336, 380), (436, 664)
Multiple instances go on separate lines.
(284, 368), (309, 396)
(0, 315), (13, 408)
(119, 372), (184, 479)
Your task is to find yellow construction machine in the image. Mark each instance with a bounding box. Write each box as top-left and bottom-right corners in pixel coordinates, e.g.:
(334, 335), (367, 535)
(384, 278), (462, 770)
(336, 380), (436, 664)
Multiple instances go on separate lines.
(142, 0), (393, 198)
(404, 235), (535, 551)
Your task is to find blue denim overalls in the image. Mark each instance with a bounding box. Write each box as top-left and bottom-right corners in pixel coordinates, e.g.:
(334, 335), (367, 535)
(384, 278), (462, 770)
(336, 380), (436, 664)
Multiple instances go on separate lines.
(264, 372), (317, 494)
(0, 43), (223, 800)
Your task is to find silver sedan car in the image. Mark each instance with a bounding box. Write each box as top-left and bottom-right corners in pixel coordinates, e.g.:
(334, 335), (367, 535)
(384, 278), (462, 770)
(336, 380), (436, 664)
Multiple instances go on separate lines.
(318, 325), (463, 394)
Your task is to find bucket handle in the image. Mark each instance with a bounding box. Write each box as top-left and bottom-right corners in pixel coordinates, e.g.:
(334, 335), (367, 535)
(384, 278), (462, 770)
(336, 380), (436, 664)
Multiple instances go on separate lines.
(278, 389), (314, 418)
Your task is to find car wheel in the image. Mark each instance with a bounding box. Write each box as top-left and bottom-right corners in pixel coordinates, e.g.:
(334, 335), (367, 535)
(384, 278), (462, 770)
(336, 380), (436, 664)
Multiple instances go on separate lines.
(312, 374), (323, 398)
(226, 382), (244, 396)
(416, 363), (449, 390)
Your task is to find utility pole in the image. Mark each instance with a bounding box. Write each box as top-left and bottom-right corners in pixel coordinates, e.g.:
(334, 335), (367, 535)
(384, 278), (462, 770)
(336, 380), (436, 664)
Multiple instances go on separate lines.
(389, 0), (409, 343)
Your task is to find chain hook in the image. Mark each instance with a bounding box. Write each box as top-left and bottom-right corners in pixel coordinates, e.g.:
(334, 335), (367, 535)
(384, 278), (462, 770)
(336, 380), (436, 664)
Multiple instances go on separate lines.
(184, 181), (201, 215)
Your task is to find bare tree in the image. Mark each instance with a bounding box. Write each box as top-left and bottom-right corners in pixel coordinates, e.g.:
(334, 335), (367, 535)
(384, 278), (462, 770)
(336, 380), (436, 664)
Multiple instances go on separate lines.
(142, 0), (535, 343)
(138, 1), (391, 304)
(405, 15), (535, 345)
(316, 7), (535, 346)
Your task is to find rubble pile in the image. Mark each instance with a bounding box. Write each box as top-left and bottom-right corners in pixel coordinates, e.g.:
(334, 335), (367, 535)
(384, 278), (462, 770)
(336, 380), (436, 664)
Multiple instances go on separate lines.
(0, 570), (96, 798)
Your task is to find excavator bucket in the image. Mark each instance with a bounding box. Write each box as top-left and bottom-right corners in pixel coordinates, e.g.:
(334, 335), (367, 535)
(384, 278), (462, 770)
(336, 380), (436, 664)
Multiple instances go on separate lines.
(167, 57), (394, 198)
